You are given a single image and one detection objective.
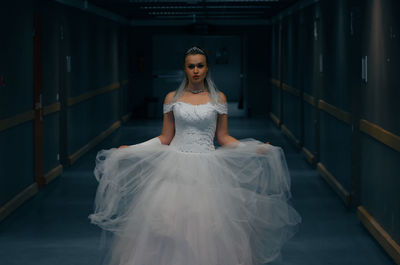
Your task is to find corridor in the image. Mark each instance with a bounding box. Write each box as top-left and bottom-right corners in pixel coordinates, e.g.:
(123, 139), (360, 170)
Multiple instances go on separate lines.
(1, 0), (399, 264)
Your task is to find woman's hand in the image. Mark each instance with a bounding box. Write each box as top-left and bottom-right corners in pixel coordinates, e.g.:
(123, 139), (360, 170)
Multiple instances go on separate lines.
(256, 142), (270, 154)
(118, 145), (129, 149)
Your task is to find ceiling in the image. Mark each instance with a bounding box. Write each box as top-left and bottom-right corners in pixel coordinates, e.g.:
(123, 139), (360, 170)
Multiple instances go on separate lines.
(86, 0), (299, 24)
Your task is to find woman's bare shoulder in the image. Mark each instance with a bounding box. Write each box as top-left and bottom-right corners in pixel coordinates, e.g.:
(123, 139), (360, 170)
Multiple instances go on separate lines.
(217, 91), (227, 103)
(164, 91), (176, 104)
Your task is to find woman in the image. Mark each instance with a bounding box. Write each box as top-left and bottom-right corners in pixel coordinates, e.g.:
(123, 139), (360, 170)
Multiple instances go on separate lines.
(89, 46), (301, 265)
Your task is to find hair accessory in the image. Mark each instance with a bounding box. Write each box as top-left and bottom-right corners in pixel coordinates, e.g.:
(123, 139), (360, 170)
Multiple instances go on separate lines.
(184, 46), (209, 65)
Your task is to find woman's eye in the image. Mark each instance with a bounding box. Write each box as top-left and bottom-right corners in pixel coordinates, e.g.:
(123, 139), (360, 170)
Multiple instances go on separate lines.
(187, 64), (205, 69)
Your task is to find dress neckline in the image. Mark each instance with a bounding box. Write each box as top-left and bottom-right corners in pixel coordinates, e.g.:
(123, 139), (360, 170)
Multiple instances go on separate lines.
(176, 101), (212, 106)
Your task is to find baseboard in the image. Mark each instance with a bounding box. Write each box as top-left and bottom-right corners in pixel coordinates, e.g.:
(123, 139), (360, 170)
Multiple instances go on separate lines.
(0, 183), (39, 222)
(281, 124), (301, 148)
(302, 146), (315, 165)
(316, 162), (351, 206)
(68, 121), (121, 165)
(357, 206), (400, 265)
(269, 112), (280, 127)
(44, 164), (63, 184)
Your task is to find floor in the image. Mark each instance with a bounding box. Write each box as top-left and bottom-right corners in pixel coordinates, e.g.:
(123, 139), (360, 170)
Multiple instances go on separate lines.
(0, 118), (395, 265)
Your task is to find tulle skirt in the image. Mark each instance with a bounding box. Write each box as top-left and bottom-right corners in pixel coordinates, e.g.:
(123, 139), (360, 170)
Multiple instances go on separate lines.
(89, 139), (301, 265)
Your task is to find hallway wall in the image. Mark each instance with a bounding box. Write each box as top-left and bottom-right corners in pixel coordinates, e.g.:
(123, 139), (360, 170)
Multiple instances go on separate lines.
(0, 1), (131, 221)
(0, 0), (35, 210)
(268, 0), (400, 263)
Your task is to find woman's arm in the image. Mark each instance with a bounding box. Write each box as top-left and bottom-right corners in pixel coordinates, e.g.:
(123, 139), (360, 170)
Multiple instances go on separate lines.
(158, 112), (175, 145)
(119, 92), (175, 149)
(215, 92), (239, 146)
(158, 92), (176, 145)
(216, 114), (239, 146)
(215, 92), (270, 150)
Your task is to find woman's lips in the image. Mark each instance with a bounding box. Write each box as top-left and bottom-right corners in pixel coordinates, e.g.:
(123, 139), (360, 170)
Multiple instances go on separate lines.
(193, 75), (199, 79)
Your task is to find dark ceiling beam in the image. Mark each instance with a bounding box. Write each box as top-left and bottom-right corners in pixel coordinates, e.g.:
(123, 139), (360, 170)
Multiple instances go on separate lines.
(99, 1), (278, 7)
(54, 0), (301, 26)
(130, 18), (270, 26)
(55, 0), (129, 23)
(268, 0), (319, 23)
(88, 0), (289, 15)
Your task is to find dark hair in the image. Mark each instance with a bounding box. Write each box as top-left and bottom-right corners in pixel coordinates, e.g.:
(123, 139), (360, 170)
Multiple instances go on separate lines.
(184, 46), (209, 66)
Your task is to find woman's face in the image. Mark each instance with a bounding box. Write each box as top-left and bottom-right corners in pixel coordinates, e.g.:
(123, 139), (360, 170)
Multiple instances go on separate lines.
(184, 54), (208, 85)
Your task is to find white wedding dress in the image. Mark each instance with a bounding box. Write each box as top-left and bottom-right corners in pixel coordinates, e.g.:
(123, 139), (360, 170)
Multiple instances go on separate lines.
(89, 100), (301, 265)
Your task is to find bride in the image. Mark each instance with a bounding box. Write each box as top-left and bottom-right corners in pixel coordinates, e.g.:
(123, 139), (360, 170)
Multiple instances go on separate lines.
(89, 46), (301, 265)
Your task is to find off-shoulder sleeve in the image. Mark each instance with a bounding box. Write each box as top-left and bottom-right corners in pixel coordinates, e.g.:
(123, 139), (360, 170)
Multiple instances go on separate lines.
(215, 102), (228, 114)
(163, 103), (174, 114)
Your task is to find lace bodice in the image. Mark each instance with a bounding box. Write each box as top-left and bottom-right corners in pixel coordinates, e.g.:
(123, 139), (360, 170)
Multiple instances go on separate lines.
(163, 101), (228, 153)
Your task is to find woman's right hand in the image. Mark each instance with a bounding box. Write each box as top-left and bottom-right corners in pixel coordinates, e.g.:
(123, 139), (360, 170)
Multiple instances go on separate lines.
(256, 142), (271, 154)
(118, 145), (129, 149)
